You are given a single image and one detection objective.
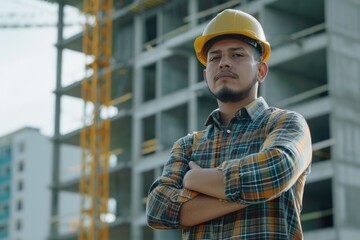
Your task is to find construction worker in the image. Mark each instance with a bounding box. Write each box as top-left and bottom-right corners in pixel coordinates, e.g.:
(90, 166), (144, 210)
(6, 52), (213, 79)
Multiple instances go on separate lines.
(146, 9), (312, 239)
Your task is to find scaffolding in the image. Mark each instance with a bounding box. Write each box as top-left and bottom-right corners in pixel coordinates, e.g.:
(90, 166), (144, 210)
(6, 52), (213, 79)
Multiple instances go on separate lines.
(79, 0), (113, 239)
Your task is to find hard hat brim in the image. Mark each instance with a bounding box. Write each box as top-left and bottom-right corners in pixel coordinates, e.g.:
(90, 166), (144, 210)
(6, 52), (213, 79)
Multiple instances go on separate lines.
(194, 30), (271, 66)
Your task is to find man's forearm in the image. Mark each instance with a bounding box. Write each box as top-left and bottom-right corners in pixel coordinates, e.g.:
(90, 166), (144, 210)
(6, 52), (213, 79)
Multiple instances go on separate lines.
(183, 162), (226, 199)
(179, 193), (247, 227)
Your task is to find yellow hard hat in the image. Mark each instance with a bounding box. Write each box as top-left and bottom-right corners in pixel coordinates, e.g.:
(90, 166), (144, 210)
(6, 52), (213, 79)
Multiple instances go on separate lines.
(194, 9), (271, 66)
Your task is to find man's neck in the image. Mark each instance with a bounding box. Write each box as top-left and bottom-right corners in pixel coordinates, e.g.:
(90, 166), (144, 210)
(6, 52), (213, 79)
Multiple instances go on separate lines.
(217, 97), (256, 126)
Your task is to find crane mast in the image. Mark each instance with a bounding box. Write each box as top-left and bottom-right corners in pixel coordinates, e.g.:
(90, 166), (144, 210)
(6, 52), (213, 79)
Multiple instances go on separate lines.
(79, 0), (113, 239)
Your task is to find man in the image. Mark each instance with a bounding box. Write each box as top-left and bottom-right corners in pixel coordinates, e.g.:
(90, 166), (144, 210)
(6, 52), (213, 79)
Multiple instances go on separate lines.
(146, 9), (312, 240)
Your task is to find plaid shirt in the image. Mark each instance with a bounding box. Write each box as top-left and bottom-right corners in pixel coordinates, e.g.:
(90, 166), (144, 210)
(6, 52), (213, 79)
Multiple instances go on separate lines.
(146, 97), (312, 239)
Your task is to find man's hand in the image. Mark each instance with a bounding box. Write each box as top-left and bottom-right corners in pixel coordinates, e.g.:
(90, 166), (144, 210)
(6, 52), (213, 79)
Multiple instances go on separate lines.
(180, 161), (247, 226)
(183, 161), (202, 189)
(183, 161), (226, 199)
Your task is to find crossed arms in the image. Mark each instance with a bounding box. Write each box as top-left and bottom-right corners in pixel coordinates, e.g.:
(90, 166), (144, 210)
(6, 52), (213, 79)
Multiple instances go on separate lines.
(146, 111), (312, 229)
(179, 161), (247, 226)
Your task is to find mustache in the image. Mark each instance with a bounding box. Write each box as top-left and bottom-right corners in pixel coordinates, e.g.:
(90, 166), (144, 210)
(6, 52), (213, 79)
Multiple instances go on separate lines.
(214, 70), (238, 81)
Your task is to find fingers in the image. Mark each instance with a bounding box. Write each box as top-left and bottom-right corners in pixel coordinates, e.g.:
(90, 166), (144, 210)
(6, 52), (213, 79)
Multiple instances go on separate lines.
(189, 161), (201, 169)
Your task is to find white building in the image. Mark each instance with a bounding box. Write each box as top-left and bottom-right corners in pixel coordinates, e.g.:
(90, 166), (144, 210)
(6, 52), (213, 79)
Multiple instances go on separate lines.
(0, 127), (52, 240)
(0, 127), (81, 240)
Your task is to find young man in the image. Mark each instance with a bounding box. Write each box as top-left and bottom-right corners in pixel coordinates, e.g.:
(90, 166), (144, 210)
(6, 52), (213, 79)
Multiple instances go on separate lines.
(146, 9), (312, 240)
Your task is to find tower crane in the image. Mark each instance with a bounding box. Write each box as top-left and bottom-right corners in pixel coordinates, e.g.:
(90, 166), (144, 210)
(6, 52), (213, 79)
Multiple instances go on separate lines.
(0, 0), (80, 28)
(79, 0), (112, 239)
(1, 0), (112, 239)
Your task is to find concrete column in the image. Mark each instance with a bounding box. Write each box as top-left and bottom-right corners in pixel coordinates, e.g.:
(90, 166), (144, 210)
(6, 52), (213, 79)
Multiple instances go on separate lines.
(326, 0), (360, 239)
(49, 0), (64, 238)
(188, 0), (198, 28)
(188, 56), (198, 132)
(131, 14), (144, 240)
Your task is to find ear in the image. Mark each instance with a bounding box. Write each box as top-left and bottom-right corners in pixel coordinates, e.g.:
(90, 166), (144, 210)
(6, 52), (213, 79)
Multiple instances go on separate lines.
(257, 62), (268, 84)
(203, 69), (208, 84)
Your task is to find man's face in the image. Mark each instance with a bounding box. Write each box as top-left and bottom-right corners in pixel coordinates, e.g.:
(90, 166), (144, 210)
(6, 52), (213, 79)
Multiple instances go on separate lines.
(203, 38), (261, 103)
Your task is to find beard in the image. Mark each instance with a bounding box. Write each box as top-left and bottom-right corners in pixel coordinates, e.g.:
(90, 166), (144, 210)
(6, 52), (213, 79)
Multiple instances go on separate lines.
(208, 76), (258, 103)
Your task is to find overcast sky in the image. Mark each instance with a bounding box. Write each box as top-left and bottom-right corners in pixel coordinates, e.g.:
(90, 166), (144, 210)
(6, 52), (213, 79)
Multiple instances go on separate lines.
(0, 0), (83, 137)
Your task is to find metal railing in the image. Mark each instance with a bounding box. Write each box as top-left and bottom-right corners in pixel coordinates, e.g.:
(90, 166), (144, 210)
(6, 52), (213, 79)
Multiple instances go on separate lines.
(275, 84), (328, 108)
(271, 23), (326, 47)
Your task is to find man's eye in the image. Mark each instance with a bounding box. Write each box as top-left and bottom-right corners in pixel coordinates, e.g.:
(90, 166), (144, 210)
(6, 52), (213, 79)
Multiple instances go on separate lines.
(233, 53), (244, 58)
(210, 56), (220, 61)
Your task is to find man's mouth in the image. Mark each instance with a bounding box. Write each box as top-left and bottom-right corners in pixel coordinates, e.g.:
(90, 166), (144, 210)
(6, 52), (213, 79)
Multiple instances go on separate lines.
(215, 71), (237, 81)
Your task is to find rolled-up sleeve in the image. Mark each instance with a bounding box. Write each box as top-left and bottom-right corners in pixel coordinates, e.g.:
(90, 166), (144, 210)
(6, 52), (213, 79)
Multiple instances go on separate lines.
(218, 111), (312, 204)
(146, 136), (199, 229)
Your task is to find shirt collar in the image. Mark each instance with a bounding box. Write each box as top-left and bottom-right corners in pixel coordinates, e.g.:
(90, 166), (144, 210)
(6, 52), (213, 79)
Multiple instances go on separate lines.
(244, 97), (269, 120)
(205, 97), (269, 126)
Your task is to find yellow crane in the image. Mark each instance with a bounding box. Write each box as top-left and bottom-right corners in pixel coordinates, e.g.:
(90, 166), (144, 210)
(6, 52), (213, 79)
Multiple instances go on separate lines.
(79, 0), (113, 239)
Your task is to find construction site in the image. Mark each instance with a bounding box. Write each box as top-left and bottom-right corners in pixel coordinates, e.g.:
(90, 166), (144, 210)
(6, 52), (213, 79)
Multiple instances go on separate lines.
(1, 0), (358, 239)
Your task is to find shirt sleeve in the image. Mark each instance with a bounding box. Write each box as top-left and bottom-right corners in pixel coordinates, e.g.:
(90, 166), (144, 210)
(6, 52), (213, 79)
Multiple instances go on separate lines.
(146, 136), (199, 229)
(218, 110), (312, 204)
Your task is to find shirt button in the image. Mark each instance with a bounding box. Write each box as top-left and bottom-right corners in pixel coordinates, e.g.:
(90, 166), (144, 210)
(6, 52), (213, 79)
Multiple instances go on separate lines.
(226, 129), (231, 133)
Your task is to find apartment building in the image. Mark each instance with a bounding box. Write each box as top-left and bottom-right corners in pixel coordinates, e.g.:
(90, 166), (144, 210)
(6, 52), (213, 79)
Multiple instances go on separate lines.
(0, 127), (82, 240)
(0, 127), (52, 239)
(48, 0), (360, 239)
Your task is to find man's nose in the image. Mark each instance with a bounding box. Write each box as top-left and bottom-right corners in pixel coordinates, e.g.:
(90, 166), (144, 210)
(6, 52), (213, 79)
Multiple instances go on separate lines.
(219, 56), (232, 69)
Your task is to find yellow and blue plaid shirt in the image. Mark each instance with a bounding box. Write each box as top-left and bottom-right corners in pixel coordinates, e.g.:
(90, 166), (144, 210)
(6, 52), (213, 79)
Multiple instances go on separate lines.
(147, 97), (312, 239)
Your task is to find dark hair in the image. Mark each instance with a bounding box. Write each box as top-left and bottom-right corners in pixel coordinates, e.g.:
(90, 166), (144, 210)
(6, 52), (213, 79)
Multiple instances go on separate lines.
(203, 34), (263, 62)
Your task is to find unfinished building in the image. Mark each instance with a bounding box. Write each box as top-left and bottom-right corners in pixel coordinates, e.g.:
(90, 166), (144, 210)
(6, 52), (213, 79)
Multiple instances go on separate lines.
(48, 0), (360, 239)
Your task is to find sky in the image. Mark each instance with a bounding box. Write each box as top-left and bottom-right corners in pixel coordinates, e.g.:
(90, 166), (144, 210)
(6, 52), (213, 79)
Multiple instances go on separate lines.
(0, 0), (83, 137)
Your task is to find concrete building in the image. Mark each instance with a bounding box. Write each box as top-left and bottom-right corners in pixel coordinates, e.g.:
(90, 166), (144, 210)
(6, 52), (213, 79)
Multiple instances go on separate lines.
(48, 0), (360, 239)
(0, 127), (82, 240)
(0, 127), (52, 240)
